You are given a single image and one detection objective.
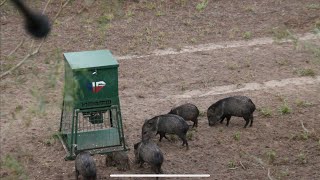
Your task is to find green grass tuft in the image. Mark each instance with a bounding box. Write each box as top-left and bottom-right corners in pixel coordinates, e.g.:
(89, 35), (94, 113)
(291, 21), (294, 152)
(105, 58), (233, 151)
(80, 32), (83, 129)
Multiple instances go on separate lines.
(295, 68), (316, 77)
(266, 150), (276, 164)
(233, 132), (240, 141)
(196, 0), (208, 11)
(279, 102), (292, 115)
(259, 107), (273, 117)
(1, 155), (28, 179)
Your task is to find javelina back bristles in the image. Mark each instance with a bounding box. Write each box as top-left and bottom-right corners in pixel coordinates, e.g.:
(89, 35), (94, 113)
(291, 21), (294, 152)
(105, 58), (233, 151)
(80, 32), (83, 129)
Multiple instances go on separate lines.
(134, 131), (164, 176)
(168, 103), (200, 128)
(207, 96), (256, 128)
(75, 151), (97, 180)
(142, 114), (189, 149)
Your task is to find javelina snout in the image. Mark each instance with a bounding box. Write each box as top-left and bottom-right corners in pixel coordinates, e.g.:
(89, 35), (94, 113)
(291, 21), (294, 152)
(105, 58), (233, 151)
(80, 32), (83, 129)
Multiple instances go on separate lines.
(207, 96), (256, 128)
(142, 114), (189, 149)
(75, 151), (97, 180)
(168, 103), (200, 128)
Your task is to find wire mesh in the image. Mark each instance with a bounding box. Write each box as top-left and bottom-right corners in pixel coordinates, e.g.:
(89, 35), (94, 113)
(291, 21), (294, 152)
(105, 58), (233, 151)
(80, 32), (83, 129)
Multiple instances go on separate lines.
(78, 109), (117, 132)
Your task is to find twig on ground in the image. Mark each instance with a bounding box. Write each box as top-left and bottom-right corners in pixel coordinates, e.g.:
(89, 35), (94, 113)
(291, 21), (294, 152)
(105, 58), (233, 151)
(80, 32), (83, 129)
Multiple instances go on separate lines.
(267, 168), (274, 180)
(7, 38), (27, 56)
(62, 0), (72, 8)
(63, 0), (96, 23)
(239, 161), (246, 169)
(300, 120), (310, 133)
(42, 0), (52, 14)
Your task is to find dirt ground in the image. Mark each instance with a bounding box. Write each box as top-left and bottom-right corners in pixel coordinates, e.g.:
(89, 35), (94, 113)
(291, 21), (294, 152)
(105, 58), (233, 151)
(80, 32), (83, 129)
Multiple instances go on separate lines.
(1, 0), (320, 179)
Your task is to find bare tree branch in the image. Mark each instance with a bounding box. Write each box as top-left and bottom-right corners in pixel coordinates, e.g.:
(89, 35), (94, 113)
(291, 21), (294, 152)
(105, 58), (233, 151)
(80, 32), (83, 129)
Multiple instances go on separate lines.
(1, 0), (73, 79)
(0, 39), (45, 79)
(7, 38), (27, 56)
(0, 0), (7, 7)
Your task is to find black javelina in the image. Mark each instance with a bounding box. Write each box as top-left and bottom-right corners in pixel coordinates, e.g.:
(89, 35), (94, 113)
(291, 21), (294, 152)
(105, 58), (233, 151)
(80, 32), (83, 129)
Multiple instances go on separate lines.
(207, 96), (256, 128)
(142, 114), (189, 149)
(169, 103), (200, 127)
(134, 131), (164, 176)
(75, 151), (97, 180)
(105, 151), (130, 171)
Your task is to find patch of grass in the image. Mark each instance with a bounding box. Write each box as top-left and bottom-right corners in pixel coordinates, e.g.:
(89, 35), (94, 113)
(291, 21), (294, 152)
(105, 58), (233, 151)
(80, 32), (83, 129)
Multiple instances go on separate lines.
(44, 137), (56, 146)
(175, 0), (188, 6)
(278, 102), (292, 115)
(243, 31), (252, 40)
(226, 62), (239, 70)
(233, 132), (240, 141)
(244, 58), (252, 68)
(145, 1), (157, 10)
(199, 111), (206, 117)
(43, 132), (60, 146)
(266, 150), (277, 164)
(272, 27), (292, 41)
(259, 107), (273, 117)
(297, 153), (307, 164)
(1, 155), (28, 179)
(306, 4), (320, 10)
(227, 160), (236, 169)
(275, 59), (289, 66)
(156, 10), (165, 17)
(24, 116), (32, 127)
(196, 0), (208, 11)
(126, 10), (135, 18)
(243, 5), (255, 13)
(279, 169), (290, 178)
(183, 19), (192, 26)
(300, 131), (309, 140)
(14, 105), (23, 113)
(98, 13), (114, 25)
(295, 68), (316, 77)
(186, 131), (193, 140)
(169, 134), (178, 142)
(190, 37), (197, 43)
(315, 20), (320, 31)
(295, 99), (313, 107)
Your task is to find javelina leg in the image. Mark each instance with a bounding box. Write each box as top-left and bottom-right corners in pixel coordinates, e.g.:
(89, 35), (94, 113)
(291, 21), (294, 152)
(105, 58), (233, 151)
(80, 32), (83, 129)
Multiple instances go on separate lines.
(75, 169), (79, 180)
(226, 115), (231, 126)
(249, 114), (254, 127)
(153, 165), (162, 174)
(243, 116), (250, 128)
(159, 132), (170, 142)
(139, 160), (144, 168)
(220, 115), (226, 123)
(192, 119), (198, 128)
(179, 134), (189, 150)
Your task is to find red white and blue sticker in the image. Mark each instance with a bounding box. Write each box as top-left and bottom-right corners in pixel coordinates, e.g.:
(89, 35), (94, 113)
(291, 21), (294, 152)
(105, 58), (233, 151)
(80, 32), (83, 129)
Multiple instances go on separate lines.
(87, 81), (106, 93)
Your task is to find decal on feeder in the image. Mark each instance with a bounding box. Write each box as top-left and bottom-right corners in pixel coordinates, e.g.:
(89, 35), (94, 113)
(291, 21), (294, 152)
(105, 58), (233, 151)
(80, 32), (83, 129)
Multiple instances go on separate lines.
(87, 81), (106, 93)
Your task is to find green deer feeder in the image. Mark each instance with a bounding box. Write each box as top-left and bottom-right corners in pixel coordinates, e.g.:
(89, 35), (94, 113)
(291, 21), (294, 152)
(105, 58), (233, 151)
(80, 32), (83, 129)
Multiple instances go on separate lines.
(59, 50), (127, 160)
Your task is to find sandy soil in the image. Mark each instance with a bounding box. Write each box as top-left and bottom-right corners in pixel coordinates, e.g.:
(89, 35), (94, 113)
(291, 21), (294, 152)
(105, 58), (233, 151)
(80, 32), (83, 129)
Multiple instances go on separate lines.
(1, 0), (320, 179)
